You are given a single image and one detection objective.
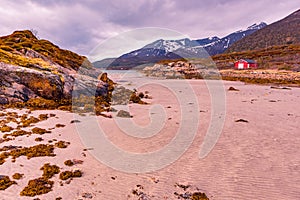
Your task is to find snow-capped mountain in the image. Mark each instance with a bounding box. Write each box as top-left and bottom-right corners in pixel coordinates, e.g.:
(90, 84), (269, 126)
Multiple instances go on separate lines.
(122, 38), (208, 59)
(106, 38), (209, 69)
(103, 22), (267, 69)
(246, 22), (267, 30)
(203, 22), (267, 55)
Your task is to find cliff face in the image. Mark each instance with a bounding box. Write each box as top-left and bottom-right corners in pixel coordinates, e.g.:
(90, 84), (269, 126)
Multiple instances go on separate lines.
(0, 30), (112, 109)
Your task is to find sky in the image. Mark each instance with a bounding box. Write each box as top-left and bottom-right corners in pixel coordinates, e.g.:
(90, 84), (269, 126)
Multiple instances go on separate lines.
(0, 0), (299, 60)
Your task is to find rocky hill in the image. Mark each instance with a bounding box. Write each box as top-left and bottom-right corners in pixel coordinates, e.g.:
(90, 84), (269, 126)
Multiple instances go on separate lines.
(213, 44), (300, 71)
(0, 30), (113, 112)
(227, 9), (300, 52)
(213, 9), (300, 72)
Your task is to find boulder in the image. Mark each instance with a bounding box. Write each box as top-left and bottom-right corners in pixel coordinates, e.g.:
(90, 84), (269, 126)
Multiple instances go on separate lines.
(116, 110), (132, 118)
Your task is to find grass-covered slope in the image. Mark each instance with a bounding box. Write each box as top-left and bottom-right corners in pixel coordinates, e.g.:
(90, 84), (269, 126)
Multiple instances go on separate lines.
(227, 9), (300, 52)
(0, 30), (92, 70)
(213, 44), (300, 71)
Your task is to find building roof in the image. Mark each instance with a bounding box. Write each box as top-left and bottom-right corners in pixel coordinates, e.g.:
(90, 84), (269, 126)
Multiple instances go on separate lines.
(239, 59), (256, 64)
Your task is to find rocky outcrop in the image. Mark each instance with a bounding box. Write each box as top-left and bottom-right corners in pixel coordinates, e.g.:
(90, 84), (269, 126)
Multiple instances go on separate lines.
(0, 30), (113, 108)
(0, 62), (63, 101)
(143, 61), (208, 79)
(0, 61), (112, 105)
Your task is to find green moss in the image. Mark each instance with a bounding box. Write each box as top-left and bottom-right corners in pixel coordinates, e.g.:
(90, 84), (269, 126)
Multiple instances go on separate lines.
(0, 175), (16, 190)
(20, 177), (54, 196)
(40, 163), (60, 179)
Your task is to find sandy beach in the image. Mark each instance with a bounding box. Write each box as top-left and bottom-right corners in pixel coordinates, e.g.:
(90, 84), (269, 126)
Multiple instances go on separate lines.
(1, 79), (300, 200)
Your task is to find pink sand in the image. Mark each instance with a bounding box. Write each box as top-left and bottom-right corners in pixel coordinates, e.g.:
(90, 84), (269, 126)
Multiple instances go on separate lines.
(1, 80), (299, 199)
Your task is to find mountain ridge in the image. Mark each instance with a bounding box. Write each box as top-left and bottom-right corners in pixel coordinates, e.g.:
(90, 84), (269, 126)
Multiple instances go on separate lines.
(97, 22), (266, 69)
(227, 9), (300, 52)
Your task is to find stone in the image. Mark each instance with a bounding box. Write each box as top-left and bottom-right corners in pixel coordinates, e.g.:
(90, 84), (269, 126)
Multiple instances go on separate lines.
(116, 110), (132, 118)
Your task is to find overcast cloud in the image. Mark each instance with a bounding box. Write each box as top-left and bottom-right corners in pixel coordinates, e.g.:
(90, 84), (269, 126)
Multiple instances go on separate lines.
(0, 0), (298, 58)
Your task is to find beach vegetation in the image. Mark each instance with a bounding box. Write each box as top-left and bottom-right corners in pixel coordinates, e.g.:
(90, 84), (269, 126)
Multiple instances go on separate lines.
(40, 163), (60, 179)
(0, 175), (16, 190)
(20, 177), (54, 196)
(59, 170), (82, 180)
(12, 173), (24, 180)
(64, 159), (74, 166)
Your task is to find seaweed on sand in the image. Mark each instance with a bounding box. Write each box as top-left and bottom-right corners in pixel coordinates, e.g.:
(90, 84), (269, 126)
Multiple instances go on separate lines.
(20, 177), (54, 196)
(64, 159), (74, 166)
(40, 163), (60, 179)
(0, 175), (16, 190)
(0, 144), (56, 165)
(12, 173), (24, 180)
(54, 141), (70, 148)
(59, 170), (82, 180)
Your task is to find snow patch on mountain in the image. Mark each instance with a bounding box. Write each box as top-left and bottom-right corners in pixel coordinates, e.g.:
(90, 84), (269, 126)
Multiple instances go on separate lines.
(107, 21), (267, 64)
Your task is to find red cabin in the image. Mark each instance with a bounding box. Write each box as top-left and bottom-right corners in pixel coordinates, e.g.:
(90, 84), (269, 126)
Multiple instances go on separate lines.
(234, 59), (257, 69)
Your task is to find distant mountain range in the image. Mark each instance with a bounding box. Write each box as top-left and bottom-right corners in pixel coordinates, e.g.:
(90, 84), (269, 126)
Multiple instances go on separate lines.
(94, 22), (267, 69)
(227, 9), (300, 52)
